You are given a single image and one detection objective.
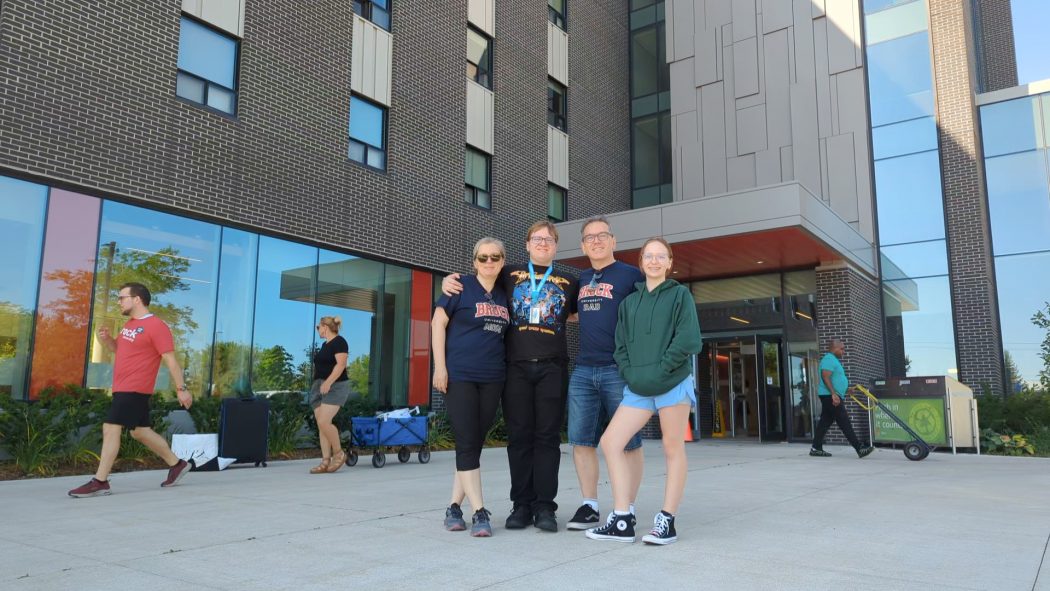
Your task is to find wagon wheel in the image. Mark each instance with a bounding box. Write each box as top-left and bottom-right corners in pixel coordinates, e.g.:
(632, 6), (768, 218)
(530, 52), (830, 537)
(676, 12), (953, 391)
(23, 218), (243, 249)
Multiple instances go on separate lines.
(398, 446), (411, 463)
(372, 451), (386, 468)
(418, 448), (431, 464)
(346, 450), (359, 467)
(903, 441), (928, 462)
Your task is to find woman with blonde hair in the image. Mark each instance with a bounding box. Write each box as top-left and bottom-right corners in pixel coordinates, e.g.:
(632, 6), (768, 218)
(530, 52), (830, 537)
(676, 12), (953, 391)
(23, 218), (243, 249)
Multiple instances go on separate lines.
(432, 237), (510, 537)
(309, 315), (352, 473)
(586, 237), (701, 545)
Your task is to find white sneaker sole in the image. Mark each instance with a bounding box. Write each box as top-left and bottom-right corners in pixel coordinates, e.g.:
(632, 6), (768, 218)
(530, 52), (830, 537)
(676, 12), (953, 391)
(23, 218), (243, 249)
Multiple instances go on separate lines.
(642, 535), (677, 545)
(566, 521), (598, 530)
(69, 489), (112, 498)
(584, 531), (635, 543)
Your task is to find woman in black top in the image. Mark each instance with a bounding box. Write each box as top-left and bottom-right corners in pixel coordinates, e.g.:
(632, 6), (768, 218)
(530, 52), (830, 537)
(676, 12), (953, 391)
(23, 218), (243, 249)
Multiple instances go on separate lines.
(309, 315), (351, 474)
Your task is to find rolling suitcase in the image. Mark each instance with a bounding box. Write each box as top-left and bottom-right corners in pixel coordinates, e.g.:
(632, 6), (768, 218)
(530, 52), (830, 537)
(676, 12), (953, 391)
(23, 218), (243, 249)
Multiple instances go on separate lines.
(219, 396), (270, 467)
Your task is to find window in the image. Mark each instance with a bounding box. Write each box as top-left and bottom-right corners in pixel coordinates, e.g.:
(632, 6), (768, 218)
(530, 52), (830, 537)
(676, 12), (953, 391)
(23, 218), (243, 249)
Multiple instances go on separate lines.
(176, 16), (239, 115)
(467, 28), (492, 89)
(352, 0), (391, 31)
(549, 0), (566, 29)
(548, 79), (567, 131)
(464, 147), (491, 209)
(547, 184), (566, 222)
(348, 95), (387, 170)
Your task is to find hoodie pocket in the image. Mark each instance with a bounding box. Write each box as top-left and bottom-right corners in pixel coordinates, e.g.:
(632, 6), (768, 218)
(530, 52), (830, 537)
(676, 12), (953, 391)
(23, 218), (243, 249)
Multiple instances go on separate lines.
(624, 362), (671, 396)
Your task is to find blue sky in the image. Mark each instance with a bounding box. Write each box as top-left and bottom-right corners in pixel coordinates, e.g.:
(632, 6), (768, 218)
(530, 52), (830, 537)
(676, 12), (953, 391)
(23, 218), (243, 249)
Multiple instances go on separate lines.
(1012, 0), (1050, 85)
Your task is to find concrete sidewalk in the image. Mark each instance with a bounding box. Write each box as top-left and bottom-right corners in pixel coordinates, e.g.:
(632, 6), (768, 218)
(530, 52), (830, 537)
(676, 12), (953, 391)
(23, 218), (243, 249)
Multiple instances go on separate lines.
(1, 442), (1048, 591)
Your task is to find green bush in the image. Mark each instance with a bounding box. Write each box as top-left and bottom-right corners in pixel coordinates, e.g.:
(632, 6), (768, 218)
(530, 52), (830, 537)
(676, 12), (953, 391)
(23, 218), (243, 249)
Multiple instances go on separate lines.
(978, 388), (1050, 433)
(428, 412), (455, 450)
(266, 392), (309, 456)
(0, 386), (108, 475)
(981, 428), (1035, 456)
(187, 393), (222, 433)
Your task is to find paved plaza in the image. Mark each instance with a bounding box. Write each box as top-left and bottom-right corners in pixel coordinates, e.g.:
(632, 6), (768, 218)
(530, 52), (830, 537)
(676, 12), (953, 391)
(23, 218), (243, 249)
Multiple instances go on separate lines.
(1, 441), (1048, 591)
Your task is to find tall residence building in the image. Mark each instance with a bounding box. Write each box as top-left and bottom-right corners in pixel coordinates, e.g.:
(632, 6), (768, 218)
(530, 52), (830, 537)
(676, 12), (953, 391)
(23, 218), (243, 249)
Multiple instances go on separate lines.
(0, 1), (1047, 444)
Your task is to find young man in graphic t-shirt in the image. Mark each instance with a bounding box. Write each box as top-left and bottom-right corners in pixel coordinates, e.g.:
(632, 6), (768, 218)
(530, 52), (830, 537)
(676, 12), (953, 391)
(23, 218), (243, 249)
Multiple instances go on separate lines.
(565, 217), (647, 531)
(68, 282), (193, 498)
(443, 221), (579, 532)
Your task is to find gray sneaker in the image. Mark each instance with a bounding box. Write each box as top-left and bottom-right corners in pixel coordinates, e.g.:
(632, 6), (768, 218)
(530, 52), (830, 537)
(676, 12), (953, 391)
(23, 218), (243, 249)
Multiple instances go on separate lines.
(444, 503), (466, 531)
(470, 508), (492, 537)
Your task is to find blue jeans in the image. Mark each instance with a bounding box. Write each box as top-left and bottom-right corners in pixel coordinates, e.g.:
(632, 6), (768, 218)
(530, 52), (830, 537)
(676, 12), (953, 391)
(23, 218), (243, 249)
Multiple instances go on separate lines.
(568, 364), (642, 450)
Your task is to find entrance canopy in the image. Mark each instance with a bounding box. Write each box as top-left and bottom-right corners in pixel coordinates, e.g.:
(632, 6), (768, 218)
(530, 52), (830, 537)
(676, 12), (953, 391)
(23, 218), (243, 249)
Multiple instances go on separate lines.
(555, 182), (876, 280)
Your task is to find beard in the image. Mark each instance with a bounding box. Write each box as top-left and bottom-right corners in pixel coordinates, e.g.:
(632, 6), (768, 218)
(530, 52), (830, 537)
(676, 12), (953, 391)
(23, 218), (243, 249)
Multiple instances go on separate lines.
(120, 308), (131, 316)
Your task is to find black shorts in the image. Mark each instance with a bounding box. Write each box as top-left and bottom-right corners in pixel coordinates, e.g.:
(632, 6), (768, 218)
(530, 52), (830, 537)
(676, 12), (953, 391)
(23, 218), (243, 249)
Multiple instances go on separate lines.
(105, 392), (153, 429)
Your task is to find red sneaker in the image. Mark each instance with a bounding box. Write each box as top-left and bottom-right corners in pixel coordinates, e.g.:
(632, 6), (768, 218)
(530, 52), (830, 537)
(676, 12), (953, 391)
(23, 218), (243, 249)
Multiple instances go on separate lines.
(68, 478), (111, 498)
(161, 459), (190, 487)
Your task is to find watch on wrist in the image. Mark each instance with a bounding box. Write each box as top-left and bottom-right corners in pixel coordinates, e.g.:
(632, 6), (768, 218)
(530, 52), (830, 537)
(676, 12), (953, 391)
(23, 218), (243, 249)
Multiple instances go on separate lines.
(177, 385), (189, 392)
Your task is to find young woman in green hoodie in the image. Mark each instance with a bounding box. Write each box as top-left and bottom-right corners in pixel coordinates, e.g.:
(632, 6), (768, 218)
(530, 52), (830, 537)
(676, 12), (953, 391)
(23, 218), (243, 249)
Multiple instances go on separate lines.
(585, 237), (701, 545)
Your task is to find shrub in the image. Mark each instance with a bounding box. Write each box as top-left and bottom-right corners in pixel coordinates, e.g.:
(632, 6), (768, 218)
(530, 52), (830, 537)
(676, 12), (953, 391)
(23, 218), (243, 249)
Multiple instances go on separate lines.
(980, 428), (1035, 456)
(187, 394), (222, 433)
(428, 412), (455, 450)
(978, 388), (1050, 433)
(0, 386), (108, 475)
(266, 392), (309, 456)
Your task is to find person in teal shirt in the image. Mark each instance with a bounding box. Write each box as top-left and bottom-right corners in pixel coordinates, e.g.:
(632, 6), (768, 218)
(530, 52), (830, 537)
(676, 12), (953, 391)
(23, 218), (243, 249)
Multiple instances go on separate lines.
(810, 339), (874, 458)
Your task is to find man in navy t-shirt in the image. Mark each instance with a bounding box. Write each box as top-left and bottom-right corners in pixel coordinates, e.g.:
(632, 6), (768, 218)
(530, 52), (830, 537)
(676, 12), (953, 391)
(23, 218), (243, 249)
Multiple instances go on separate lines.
(565, 216), (647, 531)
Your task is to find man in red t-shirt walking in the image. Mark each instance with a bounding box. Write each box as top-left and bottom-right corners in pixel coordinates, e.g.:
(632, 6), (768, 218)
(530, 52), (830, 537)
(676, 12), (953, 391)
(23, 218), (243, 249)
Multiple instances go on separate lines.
(69, 282), (194, 497)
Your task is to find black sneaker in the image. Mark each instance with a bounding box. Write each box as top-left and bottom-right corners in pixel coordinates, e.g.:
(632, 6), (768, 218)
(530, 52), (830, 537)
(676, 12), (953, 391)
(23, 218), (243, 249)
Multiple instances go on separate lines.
(505, 505), (533, 529)
(641, 511), (677, 545)
(566, 504), (600, 530)
(585, 512), (635, 543)
(444, 503), (466, 531)
(809, 448), (832, 457)
(534, 507), (558, 532)
(470, 508), (492, 537)
(857, 446), (875, 458)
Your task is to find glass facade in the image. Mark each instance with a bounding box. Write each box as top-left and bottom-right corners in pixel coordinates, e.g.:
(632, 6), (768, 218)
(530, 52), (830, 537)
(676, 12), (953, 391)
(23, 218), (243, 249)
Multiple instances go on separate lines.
(863, 0), (958, 379)
(0, 173), (433, 407)
(1008, 0), (1050, 86)
(981, 92), (1050, 390)
(629, 0), (672, 208)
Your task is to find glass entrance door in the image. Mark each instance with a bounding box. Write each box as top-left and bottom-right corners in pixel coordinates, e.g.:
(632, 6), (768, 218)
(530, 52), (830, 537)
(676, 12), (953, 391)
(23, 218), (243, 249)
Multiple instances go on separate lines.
(757, 336), (787, 441)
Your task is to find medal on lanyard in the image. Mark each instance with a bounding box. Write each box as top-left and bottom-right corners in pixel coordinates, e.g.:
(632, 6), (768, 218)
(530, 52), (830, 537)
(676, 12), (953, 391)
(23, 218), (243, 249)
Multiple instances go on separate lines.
(528, 261), (553, 324)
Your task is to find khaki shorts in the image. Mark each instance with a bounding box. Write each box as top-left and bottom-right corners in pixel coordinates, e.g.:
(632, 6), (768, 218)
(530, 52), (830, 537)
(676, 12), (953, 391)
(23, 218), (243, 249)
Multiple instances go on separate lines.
(309, 379), (351, 409)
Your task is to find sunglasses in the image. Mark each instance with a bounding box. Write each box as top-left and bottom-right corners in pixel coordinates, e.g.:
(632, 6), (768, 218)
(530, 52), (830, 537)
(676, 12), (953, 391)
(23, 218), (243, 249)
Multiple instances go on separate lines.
(476, 254), (504, 263)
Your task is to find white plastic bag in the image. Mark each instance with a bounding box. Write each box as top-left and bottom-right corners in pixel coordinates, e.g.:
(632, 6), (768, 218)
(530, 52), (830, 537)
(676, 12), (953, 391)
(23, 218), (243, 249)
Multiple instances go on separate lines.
(376, 406), (420, 420)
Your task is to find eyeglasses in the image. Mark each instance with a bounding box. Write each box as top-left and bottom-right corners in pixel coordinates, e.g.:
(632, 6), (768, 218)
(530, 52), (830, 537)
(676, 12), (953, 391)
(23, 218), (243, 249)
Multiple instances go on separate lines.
(642, 253), (670, 262)
(476, 254), (504, 263)
(116, 295), (135, 301)
(582, 232), (613, 244)
(529, 236), (556, 245)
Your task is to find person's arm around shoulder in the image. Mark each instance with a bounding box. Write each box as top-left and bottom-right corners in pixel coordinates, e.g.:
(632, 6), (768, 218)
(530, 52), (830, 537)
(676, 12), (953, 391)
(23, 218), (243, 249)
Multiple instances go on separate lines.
(660, 285), (702, 373)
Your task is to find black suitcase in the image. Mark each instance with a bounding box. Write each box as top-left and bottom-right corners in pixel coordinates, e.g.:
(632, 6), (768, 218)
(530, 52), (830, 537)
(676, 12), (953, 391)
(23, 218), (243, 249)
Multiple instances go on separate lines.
(219, 396), (269, 467)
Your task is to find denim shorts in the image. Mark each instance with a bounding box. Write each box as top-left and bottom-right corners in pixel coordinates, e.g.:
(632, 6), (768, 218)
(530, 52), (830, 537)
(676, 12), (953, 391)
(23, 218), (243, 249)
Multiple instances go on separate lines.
(568, 364), (642, 450)
(620, 376), (696, 413)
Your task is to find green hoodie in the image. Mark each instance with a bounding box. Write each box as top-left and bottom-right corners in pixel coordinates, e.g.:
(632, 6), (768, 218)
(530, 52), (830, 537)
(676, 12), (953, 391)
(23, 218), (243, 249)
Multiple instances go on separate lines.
(614, 278), (702, 396)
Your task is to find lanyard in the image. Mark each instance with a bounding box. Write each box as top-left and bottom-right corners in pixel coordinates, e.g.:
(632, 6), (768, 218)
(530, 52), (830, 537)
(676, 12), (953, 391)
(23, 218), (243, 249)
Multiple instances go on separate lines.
(528, 261), (553, 306)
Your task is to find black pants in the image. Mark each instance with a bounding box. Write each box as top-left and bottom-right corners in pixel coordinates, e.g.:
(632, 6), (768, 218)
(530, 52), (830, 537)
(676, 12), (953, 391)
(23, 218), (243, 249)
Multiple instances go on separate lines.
(812, 395), (862, 450)
(503, 358), (568, 512)
(445, 380), (503, 471)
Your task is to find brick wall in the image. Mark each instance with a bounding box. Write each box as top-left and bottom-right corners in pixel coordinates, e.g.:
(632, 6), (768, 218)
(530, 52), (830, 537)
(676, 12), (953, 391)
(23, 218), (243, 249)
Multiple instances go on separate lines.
(814, 264), (885, 446)
(0, 1), (627, 276)
(928, 0), (1005, 394)
(973, 0), (1018, 92)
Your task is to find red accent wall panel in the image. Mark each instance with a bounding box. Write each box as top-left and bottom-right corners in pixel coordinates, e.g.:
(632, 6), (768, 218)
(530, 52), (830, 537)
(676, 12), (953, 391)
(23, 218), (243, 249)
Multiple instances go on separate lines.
(407, 271), (433, 407)
(29, 190), (101, 398)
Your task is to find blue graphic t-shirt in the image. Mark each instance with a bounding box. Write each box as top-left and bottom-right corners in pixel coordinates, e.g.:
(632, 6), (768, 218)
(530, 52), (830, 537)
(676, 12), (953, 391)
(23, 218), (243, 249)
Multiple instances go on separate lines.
(577, 260), (643, 366)
(436, 275), (510, 383)
(502, 263), (579, 361)
(817, 352), (848, 397)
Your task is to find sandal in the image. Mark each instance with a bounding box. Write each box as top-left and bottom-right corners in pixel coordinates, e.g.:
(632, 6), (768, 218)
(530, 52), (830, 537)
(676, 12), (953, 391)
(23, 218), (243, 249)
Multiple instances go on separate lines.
(310, 458), (331, 474)
(327, 450), (346, 473)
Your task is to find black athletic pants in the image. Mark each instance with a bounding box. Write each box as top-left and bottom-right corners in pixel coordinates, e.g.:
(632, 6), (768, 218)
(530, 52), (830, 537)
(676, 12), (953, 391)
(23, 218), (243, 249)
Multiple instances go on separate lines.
(812, 395), (862, 450)
(445, 380), (503, 471)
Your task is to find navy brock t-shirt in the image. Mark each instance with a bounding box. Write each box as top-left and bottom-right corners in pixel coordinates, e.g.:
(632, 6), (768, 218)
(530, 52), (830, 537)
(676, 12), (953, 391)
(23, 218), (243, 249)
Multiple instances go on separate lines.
(435, 275), (510, 383)
(577, 260), (644, 366)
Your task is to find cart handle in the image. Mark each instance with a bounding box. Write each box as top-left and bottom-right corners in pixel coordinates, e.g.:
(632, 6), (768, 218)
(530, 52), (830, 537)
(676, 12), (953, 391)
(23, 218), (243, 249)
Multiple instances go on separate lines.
(848, 384), (879, 411)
